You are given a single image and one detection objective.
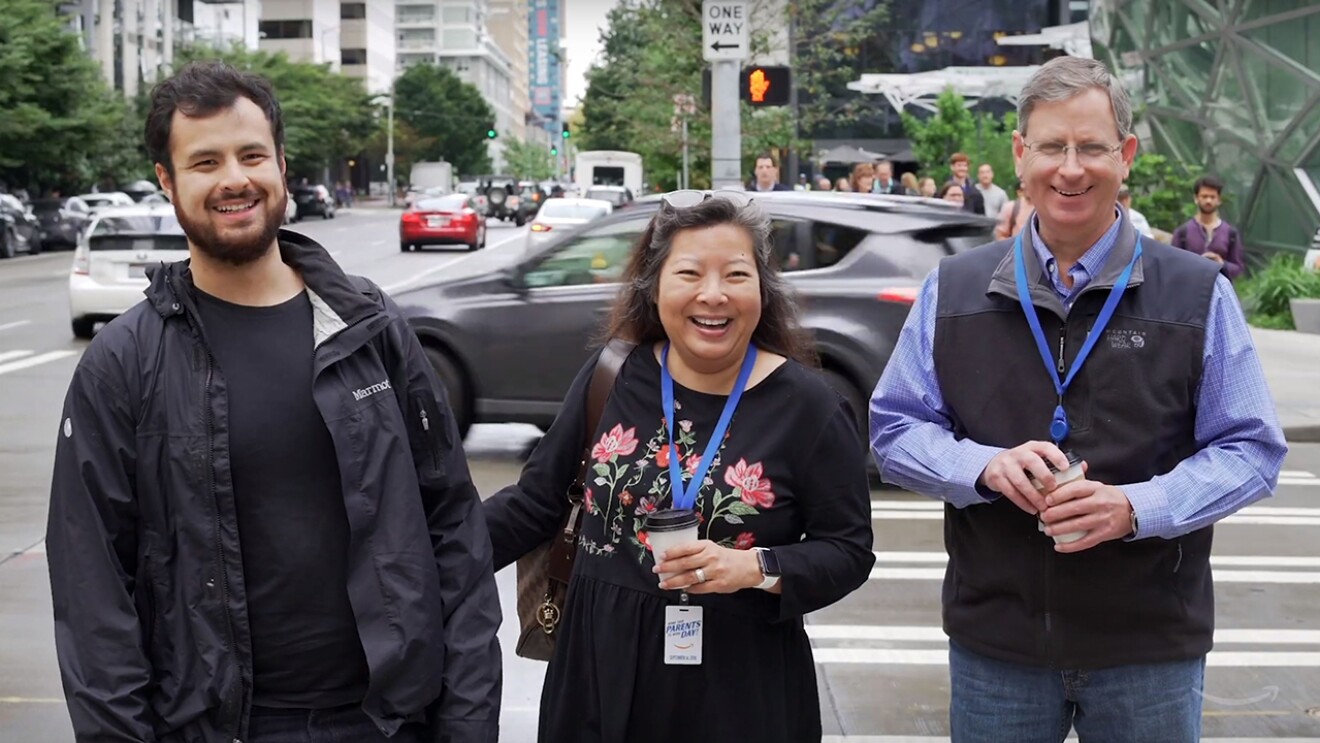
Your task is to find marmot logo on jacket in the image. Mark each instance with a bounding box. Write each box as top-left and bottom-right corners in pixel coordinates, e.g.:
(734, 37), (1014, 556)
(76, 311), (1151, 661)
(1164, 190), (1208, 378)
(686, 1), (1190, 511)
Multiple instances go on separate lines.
(353, 379), (392, 401)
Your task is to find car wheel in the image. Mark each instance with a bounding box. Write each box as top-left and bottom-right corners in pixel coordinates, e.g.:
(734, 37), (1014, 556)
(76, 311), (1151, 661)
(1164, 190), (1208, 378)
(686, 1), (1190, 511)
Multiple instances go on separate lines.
(401, 241), (412, 252)
(515, 216), (526, 227)
(323, 211), (332, 220)
(27, 235), (42, 255)
(423, 345), (472, 440)
(0, 228), (15, 259)
(819, 367), (868, 438)
(71, 317), (97, 340)
(479, 226), (487, 249)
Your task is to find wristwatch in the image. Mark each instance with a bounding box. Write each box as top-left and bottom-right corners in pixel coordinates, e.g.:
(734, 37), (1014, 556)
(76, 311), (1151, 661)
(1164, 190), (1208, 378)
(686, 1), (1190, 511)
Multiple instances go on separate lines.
(1129, 506), (1140, 538)
(753, 547), (781, 590)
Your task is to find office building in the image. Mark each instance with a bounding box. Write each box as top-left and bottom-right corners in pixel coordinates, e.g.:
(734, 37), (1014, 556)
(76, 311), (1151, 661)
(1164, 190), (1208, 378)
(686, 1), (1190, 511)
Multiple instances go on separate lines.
(258, 0), (341, 69)
(340, 1), (396, 95)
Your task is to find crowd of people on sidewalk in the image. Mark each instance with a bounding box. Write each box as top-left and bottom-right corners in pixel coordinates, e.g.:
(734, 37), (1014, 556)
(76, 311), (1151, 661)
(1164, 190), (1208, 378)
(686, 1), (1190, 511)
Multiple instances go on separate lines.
(43, 55), (1284, 743)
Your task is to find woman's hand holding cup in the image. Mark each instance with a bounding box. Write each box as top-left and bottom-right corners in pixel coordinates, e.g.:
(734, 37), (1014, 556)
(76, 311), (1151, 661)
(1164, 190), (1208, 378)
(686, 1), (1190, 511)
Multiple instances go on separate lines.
(654, 540), (762, 594)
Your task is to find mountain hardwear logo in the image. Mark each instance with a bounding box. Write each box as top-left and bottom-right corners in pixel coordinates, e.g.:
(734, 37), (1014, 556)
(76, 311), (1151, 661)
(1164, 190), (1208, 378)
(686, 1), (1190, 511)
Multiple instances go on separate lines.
(353, 379), (392, 401)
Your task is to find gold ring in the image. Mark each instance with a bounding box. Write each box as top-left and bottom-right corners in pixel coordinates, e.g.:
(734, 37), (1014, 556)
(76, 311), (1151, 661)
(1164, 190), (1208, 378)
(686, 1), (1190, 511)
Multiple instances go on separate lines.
(695, 567), (707, 584)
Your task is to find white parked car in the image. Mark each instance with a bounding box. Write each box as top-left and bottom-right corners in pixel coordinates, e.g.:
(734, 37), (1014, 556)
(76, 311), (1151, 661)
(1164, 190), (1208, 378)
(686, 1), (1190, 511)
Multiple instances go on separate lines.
(526, 198), (614, 252)
(77, 191), (137, 213)
(68, 204), (188, 339)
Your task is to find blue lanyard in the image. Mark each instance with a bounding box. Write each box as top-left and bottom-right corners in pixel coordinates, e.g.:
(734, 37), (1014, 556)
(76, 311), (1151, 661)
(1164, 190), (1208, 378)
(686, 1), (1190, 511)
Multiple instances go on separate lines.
(1013, 232), (1141, 443)
(660, 343), (757, 511)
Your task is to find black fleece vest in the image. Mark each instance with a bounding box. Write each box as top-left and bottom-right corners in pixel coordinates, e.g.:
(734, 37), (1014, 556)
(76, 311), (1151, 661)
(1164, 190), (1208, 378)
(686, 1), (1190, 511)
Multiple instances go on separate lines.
(933, 230), (1221, 669)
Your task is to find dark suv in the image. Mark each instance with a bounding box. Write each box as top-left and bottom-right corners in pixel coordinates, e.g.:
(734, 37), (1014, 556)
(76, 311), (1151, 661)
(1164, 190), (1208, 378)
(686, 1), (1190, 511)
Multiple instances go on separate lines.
(391, 191), (994, 439)
(292, 184), (336, 219)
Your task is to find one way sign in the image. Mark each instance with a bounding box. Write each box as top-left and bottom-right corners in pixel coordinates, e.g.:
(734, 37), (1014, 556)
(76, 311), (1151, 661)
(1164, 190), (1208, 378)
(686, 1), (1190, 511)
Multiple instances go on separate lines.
(702, 0), (749, 62)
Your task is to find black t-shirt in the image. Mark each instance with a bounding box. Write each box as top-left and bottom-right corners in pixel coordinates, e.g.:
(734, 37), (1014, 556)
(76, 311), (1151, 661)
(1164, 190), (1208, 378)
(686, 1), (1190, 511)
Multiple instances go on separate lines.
(194, 288), (368, 709)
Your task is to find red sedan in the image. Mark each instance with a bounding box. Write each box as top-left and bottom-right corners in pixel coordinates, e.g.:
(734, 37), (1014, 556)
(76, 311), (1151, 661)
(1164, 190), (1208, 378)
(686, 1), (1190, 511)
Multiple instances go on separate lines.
(400, 193), (487, 252)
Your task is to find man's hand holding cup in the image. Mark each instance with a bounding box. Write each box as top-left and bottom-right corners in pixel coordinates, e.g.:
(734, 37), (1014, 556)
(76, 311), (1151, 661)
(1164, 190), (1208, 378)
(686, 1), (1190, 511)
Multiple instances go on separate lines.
(977, 441), (1071, 516)
(1039, 479), (1136, 554)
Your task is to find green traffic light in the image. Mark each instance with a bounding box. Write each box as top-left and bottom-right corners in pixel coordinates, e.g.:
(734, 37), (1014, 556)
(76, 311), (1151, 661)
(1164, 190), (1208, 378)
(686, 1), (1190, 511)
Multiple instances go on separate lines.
(562, 129), (570, 139)
(551, 147), (559, 156)
(487, 129), (497, 139)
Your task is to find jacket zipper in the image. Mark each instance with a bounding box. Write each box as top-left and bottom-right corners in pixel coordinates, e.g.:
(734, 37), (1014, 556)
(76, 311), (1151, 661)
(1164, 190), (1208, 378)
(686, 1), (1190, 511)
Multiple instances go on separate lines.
(417, 403), (442, 471)
(1056, 331), (1066, 375)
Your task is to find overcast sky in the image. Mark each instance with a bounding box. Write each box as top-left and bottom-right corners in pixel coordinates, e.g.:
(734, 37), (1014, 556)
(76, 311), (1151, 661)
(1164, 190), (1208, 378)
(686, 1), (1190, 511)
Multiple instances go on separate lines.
(563, 0), (619, 109)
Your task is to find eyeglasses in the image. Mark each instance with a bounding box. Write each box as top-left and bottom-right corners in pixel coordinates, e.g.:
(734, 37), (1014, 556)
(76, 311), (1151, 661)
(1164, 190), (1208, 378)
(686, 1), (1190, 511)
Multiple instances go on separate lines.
(1023, 141), (1123, 164)
(660, 189), (754, 210)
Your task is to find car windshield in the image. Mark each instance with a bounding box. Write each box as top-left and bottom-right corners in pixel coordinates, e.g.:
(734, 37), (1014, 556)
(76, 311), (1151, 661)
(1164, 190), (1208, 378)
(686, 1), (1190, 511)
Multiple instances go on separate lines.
(539, 202), (610, 220)
(90, 213), (184, 237)
(416, 194), (469, 211)
(30, 200), (64, 213)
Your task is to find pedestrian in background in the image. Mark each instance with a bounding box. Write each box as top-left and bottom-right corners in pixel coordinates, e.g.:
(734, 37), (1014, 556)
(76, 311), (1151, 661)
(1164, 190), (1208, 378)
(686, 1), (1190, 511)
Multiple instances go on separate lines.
(869, 55), (1285, 743)
(1171, 174), (1244, 280)
(994, 181), (1034, 239)
(975, 163), (1008, 218)
(850, 162), (876, 194)
(836, 177), (853, 192)
(938, 181), (966, 206)
(816, 175), (834, 191)
(749, 152), (792, 192)
(47, 60), (501, 743)
(872, 159), (904, 195)
(900, 171), (920, 195)
(948, 153), (986, 215)
(484, 191), (875, 743)
(1117, 185), (1153, 238)
(918, 176), (937, 197)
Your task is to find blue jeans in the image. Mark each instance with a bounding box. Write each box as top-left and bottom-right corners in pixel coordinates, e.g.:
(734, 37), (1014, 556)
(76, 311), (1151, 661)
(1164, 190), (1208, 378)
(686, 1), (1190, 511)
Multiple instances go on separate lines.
(247, 704), (428, 743)
(949, 640), (1205, 743)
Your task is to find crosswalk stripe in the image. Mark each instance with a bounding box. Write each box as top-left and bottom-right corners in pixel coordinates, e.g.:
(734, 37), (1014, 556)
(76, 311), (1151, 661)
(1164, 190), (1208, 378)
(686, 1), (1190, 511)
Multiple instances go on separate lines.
(0, 350), (77, 376)
(868, 567), (1320, 584)
(0, 350), (33, 364)
(812, 647), (1320, 667)
(806, 625), (1320, 644)
(871, 550), (1320, 568)
(822, 738), (1320, 742)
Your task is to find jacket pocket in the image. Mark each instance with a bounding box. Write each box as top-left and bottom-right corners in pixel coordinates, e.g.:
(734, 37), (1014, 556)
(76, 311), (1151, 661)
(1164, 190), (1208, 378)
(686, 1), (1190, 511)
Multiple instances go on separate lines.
(407, 390), (448, 479)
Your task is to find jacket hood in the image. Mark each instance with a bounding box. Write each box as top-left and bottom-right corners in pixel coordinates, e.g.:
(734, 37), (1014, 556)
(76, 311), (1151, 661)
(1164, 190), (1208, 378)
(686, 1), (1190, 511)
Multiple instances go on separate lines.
(145, 229), (379, 329)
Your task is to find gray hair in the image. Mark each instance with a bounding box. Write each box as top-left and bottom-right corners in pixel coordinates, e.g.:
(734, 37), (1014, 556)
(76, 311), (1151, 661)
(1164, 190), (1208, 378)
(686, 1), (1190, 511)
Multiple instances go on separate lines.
(1017, 57), (1133, 141)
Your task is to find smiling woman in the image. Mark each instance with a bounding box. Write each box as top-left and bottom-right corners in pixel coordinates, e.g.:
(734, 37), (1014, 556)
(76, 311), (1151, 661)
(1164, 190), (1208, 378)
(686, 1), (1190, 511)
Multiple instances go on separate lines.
(483, 192), (876, 743)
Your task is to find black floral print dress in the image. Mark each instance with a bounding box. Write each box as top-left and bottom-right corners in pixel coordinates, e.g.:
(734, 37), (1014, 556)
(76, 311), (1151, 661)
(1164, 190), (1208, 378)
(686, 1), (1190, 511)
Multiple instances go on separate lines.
(484, 344), (875, 743)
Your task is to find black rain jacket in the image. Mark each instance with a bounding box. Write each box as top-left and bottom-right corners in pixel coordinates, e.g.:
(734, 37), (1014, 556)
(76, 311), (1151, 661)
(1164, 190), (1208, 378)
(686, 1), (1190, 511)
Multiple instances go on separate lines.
(47, 231), (501, 743)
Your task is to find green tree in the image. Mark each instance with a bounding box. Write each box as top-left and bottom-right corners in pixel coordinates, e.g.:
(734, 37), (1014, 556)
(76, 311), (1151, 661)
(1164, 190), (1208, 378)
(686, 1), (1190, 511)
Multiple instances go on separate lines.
(900, 88), (977, 185)
(0, 0), (141, 194)
(392, 63), (494, 176)
(787, 0), (895, 139)
(174, 44), (378, 180)
(503, 137), (557, 181)
(964, 111), (1018, 190)
(1126, 153), (1195, 233)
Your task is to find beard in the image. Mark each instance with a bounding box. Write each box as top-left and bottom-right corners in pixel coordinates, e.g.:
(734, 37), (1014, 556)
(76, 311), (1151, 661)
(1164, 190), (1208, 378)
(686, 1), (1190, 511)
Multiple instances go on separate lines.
(1198, 202), (1218, 215)
(176, 188), (287, 266)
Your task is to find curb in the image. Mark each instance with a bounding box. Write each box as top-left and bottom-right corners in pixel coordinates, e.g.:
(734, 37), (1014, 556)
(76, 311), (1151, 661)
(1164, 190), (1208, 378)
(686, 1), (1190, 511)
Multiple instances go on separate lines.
(1284, 424), (1320, 444)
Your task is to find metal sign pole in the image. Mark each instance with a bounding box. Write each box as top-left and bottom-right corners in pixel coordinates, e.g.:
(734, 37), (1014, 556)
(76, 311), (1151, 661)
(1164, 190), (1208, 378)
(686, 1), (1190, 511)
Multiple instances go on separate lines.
(702, 0), (748, 190)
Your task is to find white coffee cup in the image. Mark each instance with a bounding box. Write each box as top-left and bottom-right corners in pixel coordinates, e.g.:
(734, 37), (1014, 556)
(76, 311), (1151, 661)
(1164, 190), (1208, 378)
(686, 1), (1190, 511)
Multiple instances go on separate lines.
(644, 508), (700, 583)
(1031, 452), (1087, 544)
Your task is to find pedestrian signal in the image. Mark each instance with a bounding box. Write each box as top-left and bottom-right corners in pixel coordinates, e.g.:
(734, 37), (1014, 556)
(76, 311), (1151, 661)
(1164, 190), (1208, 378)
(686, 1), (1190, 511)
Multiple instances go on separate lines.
(740, 66), (790, 107)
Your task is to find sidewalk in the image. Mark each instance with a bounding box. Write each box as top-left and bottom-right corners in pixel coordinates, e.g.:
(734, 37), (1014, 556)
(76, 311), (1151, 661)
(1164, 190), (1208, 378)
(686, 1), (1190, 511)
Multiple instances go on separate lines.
(1254, 327), (1320, 443)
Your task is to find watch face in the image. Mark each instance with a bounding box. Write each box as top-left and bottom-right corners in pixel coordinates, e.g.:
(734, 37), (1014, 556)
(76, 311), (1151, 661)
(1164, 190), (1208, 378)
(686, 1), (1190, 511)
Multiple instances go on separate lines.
(759, 548), (781, 577)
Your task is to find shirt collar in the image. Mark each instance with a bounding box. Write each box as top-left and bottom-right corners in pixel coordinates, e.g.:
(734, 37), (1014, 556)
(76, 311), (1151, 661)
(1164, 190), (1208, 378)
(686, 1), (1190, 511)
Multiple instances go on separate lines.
(1029, 206), (1125, 287)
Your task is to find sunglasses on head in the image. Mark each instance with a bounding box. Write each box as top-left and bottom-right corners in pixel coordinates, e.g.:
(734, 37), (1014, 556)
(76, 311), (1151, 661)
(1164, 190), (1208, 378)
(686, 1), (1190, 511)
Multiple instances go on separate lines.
(660, 189), (755, 210)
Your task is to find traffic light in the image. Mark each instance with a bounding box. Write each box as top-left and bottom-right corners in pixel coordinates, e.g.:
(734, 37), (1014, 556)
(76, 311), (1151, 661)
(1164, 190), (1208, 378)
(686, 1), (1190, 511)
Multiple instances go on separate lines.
(486, 129), (498, 139)
(740, 66), (791, 107)
(550, 146), (559, 156)
(561, 122), (571, 139)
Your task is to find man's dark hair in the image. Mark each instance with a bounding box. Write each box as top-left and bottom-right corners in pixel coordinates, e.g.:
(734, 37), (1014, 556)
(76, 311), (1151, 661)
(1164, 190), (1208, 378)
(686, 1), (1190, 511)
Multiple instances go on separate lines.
(1193, 174), (1224, 196)
(145, 60), (285, 176)
(755, 151), (778, 167)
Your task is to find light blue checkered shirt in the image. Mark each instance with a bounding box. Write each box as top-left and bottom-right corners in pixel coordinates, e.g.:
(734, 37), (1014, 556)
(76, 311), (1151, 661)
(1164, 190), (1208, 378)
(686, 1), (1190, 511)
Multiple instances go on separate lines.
(868, 215), (1286, 540)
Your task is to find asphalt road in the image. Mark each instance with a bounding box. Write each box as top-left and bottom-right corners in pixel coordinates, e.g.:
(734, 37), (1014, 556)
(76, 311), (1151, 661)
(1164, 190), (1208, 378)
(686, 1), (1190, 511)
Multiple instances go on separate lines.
(3, 208), (1320, 742)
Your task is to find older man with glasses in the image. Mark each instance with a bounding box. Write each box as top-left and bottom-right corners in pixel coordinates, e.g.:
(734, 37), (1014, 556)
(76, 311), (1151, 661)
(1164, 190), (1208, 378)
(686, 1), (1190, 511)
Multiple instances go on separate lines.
(869, 56), (1285, 742)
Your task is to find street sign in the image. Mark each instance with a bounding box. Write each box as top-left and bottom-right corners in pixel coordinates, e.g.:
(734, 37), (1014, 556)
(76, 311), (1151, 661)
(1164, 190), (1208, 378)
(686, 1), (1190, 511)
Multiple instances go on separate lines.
(702, 0), (748, 62)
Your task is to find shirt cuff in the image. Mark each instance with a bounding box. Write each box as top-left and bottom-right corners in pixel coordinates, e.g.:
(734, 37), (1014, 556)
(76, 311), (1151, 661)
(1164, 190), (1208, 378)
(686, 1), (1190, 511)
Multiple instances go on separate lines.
(929, 440), (1003, 508)
(1121, 480), (1172, 541)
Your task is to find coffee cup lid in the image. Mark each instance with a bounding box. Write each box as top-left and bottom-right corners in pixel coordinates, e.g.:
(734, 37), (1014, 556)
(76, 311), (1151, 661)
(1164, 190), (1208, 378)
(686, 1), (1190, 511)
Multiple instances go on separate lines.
(644, 508), (699, 532)
(1045, 450), (1083, 474)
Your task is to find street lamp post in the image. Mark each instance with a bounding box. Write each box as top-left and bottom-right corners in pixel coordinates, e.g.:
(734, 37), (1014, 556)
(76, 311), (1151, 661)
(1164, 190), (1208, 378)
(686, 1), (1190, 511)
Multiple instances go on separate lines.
(386, 93), (395, 207)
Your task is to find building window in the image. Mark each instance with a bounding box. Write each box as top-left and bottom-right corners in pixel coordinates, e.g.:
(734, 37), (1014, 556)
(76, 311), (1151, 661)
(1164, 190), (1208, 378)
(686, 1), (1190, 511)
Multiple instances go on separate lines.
(442, 29), (476, 49)
(341, 48), (367, 65)
(258, 20), (313, 39)
(341, 3), (367, 20)
(442, 6), (472, 24)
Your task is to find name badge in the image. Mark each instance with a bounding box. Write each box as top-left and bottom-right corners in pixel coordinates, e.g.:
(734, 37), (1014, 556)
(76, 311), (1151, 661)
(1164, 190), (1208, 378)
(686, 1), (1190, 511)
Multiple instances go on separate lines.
(664, 605), (703, 665)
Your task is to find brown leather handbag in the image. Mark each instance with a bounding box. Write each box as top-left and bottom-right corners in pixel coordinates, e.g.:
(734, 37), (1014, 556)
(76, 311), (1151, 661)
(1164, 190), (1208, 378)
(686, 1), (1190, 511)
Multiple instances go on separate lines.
(514, 338), (634, 661)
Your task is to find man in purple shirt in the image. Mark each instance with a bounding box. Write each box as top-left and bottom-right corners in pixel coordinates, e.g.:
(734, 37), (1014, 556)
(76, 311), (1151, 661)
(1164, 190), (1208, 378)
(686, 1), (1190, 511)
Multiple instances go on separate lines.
(1171, 174), (1244, 280)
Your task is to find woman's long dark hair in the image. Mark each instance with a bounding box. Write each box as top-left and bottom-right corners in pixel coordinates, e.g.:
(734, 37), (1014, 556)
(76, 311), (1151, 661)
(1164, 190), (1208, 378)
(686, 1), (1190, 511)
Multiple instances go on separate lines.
(601, 196), (816, 365)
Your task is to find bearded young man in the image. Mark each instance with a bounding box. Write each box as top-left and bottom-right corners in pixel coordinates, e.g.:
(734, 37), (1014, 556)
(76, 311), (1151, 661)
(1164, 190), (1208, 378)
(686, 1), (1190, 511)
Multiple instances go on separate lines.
(47, 61), (501, 743)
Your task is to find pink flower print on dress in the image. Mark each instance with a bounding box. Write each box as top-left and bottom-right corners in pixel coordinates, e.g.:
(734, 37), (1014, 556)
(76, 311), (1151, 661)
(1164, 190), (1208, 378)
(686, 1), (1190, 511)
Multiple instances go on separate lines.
(591, 424), (639, 463)
(734, 532), (756, 550)
(724, 459), (775, 508)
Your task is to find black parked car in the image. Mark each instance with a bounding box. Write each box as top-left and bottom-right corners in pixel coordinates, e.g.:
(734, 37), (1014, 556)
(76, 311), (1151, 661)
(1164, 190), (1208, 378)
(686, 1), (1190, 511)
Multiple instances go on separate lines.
(0, 194), (44, 258)
(30, 196), (93, 250)
(392, 191), (995, 439)
(292, 184), (336, 219)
